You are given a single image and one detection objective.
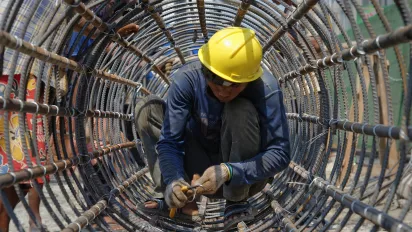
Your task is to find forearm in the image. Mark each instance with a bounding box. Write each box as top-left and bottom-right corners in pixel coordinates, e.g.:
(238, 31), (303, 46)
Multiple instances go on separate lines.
(157, 141), (186, 185)
(155, 72), (193, 185)
(229, 148), (290, 186)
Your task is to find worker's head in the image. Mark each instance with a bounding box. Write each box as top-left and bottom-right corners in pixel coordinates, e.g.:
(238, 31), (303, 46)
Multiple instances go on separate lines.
(198, 27), (263, 102)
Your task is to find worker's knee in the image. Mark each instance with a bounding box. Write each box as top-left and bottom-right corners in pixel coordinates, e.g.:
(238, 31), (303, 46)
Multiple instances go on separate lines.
(134, 95), (165, 136)
(222, 97), (258, 124)
(223, 179), (269, 202)
(223, 185), (250, 202)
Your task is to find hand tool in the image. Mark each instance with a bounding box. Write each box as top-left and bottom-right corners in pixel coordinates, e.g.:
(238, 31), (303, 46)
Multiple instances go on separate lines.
(169, 185), (202, 218)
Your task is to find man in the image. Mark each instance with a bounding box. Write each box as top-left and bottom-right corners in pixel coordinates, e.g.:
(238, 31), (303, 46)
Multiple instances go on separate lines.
(135, 27), (290, 229)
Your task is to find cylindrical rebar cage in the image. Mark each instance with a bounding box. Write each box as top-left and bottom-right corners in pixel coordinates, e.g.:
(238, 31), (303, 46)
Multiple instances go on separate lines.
(0, 0), (412, 231)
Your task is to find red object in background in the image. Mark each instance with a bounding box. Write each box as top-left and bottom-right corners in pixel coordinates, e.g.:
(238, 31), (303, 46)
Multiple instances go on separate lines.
(0, 74), (49, 184)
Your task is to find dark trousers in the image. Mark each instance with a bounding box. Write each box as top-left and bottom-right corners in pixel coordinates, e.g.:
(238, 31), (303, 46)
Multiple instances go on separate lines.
(135, 95), (268, 201)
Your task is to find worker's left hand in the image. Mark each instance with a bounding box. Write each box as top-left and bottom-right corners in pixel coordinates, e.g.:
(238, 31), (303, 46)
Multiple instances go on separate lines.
(165, 178), (191, 208)
(117, 23), (139, 37)
(194, 164), (230, 195)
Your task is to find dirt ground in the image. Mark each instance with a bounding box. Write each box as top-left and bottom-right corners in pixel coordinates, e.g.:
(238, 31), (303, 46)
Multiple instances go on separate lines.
(9, 178), (83, 232)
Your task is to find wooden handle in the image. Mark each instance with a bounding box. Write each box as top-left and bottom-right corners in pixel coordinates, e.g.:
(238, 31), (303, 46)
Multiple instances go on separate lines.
(169, 186), (189, 218)
(181, 186), (189, 192)
(169, 208), (177, 218)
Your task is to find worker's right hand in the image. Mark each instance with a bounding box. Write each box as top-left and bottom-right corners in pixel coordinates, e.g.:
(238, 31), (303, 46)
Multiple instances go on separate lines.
(194, 164), (230, 195)
(165, 178), (191, 208)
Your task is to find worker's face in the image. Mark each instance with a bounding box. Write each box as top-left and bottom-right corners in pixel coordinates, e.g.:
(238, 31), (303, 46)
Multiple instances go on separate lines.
(207, 81), (248, 103)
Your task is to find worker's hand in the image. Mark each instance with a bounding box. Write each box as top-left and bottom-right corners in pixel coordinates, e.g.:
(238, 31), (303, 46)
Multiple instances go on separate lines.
(194, 164), (230, 195)
(117, 23), (139, 37)
(191, 174), (200, 185)
(165, 178), (191, 208)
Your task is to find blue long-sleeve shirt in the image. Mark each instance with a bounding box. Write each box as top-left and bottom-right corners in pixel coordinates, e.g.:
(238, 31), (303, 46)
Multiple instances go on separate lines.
(156, 60), (290, 186)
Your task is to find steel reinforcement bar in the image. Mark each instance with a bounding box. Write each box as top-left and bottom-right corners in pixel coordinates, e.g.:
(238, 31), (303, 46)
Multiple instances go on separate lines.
(263, 188), (298, 231)
(286, 113), (410, 140)
(62, 0), (170, 85)
(0, 142), (136, 189)
(0, 96), (132, 120)
(282, 23), (412, 82)
(262, 0), (319, 52)
(62, 167), (152, 232)
(141, 0), (186, 65)
(197, 0), (208, 41)
(290, 162), (412, 232)
(233, 0), (253, 27)
(0, 30), (151, 94)
(1, 0), (412, 231)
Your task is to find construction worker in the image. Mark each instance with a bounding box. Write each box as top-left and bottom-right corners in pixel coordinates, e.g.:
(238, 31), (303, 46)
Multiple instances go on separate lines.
(135, 27), (290, 229)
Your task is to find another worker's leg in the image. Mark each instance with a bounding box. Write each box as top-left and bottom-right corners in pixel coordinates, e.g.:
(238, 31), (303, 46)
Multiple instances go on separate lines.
(28, 186), (42, 230)
(135, 95), (166, 197)
(0, 186), (24, 232)
(221, 98), (268, 202)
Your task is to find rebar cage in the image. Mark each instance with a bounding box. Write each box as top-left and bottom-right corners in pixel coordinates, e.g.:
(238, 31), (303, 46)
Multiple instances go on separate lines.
(0, 0), (412, 231)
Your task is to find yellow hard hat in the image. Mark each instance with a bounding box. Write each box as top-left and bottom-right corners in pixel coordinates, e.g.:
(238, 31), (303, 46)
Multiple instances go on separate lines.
(198, 27), (263, 83)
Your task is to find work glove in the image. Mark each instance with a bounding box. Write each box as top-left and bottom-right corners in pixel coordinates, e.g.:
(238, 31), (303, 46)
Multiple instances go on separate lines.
(195, 164), (230, 195)
(165, 178), (191, 208)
